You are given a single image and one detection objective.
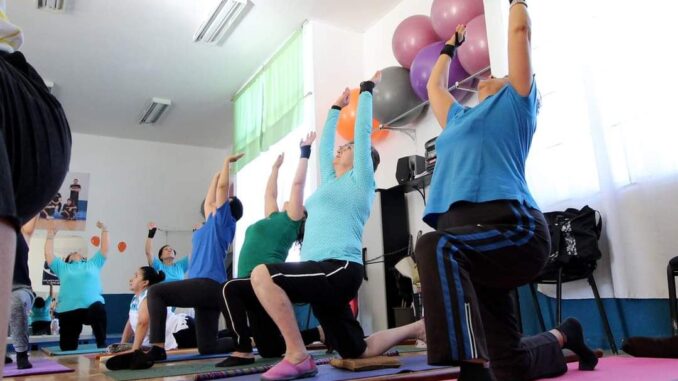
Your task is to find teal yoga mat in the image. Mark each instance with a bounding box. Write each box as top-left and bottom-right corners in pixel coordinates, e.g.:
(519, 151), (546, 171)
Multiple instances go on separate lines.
(41, 344), (107, 356)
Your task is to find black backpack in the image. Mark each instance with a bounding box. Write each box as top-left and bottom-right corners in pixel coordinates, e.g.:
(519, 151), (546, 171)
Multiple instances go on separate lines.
(540, 205), (602, 277)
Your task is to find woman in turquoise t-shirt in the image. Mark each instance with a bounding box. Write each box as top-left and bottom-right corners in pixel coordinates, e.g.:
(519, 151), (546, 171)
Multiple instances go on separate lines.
(30, 285), (54, 335)
(418, 2), (597, 380)
(46, 221), (109, 351)
(143, 222), (188, 282)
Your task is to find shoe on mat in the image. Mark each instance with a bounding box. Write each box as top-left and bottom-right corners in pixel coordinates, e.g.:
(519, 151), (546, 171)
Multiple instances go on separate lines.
(261, 355), (317, 381)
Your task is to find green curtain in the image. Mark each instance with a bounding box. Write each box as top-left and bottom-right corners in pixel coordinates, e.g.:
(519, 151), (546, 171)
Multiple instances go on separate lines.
(233, 29), (305, 171)
(233, 76), (264, 171)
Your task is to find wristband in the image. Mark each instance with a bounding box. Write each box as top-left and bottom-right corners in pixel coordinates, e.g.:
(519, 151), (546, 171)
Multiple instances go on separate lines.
(331, 105), (342, 111)
(510, 0), (527, 7)
(300, 145), (311, 159)
(148, 227), (157, 238)
(360, 81), (375, 94)
(440, 44), (456, 58)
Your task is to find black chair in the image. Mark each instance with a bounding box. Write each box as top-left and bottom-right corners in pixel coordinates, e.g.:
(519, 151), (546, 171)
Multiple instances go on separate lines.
(528, 261), (618, 354)
(669, 256), (678, 336)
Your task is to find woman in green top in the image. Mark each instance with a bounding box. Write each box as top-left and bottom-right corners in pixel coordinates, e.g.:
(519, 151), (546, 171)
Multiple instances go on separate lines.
(144, 222), (188, 282)
(216, 132), (324, 367)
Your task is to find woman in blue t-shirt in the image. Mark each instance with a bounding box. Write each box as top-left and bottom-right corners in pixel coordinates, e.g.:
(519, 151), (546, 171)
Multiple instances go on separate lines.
(418, 1), (596, 380)
(46, 221), (109, 351)
(143, 222), (188, 282)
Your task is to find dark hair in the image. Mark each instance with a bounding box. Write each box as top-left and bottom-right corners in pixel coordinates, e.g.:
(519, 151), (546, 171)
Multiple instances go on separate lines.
(34, 297), (46, 309)
(65, 252), (80, 263)
(371, 147), (380, 172)
(229, 196), (243, 221)
(347, 141), (380, 172)
(157, 245), (176, 260)
(295, 210), (308, 246)
(139, 266), (166, 286)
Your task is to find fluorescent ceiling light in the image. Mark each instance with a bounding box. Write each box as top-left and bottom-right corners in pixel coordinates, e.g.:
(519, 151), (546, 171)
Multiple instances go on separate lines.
(139, 98), (172, 125)
(36, 0), (66, 11)
(194, 0), (252, 44)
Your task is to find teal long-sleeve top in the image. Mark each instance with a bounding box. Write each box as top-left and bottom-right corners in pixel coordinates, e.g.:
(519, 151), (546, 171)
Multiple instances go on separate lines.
(300, 91), (376, 264)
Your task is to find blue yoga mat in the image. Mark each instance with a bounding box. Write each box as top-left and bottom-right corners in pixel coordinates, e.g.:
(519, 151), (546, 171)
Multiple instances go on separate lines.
(156, 352), (228, 363)
(42, 344), (107, 356)
(212, 354), (453, 381)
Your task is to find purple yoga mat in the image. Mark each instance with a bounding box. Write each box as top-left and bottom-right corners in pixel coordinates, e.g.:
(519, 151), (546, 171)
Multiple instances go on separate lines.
(535, 356), (678, 381)
(208, 354), (451, 381)
(3, 358), (74, 377)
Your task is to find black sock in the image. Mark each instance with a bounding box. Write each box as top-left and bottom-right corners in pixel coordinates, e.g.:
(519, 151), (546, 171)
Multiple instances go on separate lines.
(16, 351), (33, 370)
(458, 360), (493, 381)
(129, 350), (155, 370)
(622, 336), (678, 358)
(148, 345), (167, 361)
(215, 355), (255, 367)
(5, 356), (12, 364)
(557, 318), (598, 370)
(105, 351), (135, 370)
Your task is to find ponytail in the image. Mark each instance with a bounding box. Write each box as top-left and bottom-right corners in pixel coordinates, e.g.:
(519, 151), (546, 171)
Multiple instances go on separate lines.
(139, 266), (166, 286)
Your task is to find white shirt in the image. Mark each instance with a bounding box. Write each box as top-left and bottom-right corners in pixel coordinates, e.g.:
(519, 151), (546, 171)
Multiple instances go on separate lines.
(129, 289), (190, 350)
(0, 0), (23, 53)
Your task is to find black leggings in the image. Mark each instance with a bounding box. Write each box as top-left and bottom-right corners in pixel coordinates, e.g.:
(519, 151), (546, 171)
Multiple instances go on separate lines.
(57, 302), (107, 350)
(417, 200), (567, 381)
(147, 278), (234, 355)
(31, 321), (51, 336)
(220, 278), (321, 357)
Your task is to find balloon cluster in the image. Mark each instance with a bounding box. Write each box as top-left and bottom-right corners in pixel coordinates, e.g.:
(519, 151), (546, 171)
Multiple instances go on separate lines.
(371, 0), (489, 130)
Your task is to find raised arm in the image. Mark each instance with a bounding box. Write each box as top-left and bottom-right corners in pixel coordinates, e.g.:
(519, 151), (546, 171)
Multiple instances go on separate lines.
(204, 172), (219, 219)
(507, 0), (533, 95)
(96, 221), (109, 257)
(21, 215), (39, 242)
(216, 153), (245, 209)
(145, 222), (156, 266)
(44, 225), (57, 266)
(288, 132), (316, 221)
(353, 71), (380, 186)
(320, 88), (350, 183)
(265, 154), (284, 217)
(427, 25), (467, 128)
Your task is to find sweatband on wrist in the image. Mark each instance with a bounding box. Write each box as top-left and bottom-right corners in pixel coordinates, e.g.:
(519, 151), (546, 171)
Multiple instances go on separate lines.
(300, 145), (311, 159)
(331, 105), (342, 111)
(148, 228), (157, 238)
(440, 44), (456, 58)
(360, 81), (375, 94)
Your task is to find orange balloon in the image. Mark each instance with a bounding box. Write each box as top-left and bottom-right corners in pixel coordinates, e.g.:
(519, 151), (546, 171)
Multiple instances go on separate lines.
(90, 236), (100, 247)
(337, 89), (385, 141)
(117, 241), (127, 253)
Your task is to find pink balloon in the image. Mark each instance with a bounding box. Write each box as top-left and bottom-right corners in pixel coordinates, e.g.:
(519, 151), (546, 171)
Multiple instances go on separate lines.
(457, 14), (490, 75)
(392, 15), (439, 69)
(430, 0), (484, 41)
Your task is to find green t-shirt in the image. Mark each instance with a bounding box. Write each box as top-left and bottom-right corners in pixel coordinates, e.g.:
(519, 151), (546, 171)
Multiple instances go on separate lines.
(237, 211), (302, 278)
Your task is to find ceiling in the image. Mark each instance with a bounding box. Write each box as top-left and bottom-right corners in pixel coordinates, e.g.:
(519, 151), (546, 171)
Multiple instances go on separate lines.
(7, 0), (400, 148)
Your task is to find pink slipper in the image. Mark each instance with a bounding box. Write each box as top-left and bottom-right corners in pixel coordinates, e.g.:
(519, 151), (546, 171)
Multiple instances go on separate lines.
(261, 356), (317, 381)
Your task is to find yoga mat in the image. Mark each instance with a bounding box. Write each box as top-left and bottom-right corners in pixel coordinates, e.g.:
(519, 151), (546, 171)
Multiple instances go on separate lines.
(536, 356), (678, 381)
(105, 350), (333, 381)
(41, 343), (107, 356)
(95, 347), (198, 361)
(3, 359), (74, 377)
(206, 354), (452, 381)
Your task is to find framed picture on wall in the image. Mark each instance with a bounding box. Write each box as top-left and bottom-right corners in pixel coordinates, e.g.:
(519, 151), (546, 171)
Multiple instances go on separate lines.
(36, 172), (90, 231)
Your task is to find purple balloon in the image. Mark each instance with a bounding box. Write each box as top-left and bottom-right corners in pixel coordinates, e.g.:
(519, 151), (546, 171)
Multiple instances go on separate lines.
(430, 0), (484, 41)
(457, 14), (490, 75)
(392, 15), (439, 69)
(409, 41), (470, 102)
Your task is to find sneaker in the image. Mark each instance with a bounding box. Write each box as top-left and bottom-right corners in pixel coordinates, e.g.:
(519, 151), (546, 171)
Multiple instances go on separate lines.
(261, 356), (317, 381)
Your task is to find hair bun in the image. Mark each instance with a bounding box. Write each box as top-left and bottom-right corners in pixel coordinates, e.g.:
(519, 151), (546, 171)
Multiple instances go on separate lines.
(157, 270), (166, 282)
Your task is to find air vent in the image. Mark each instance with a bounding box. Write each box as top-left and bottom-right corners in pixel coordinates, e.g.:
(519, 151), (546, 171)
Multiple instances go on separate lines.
(139, 98), (172, 125)
(194, 0), (252, 44)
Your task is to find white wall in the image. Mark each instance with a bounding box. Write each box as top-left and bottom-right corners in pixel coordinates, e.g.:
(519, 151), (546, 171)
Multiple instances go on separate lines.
(28, 132), (227, 295)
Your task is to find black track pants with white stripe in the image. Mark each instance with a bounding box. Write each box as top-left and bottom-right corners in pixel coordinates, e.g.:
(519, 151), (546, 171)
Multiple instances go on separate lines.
(416, 200), (568, 381)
